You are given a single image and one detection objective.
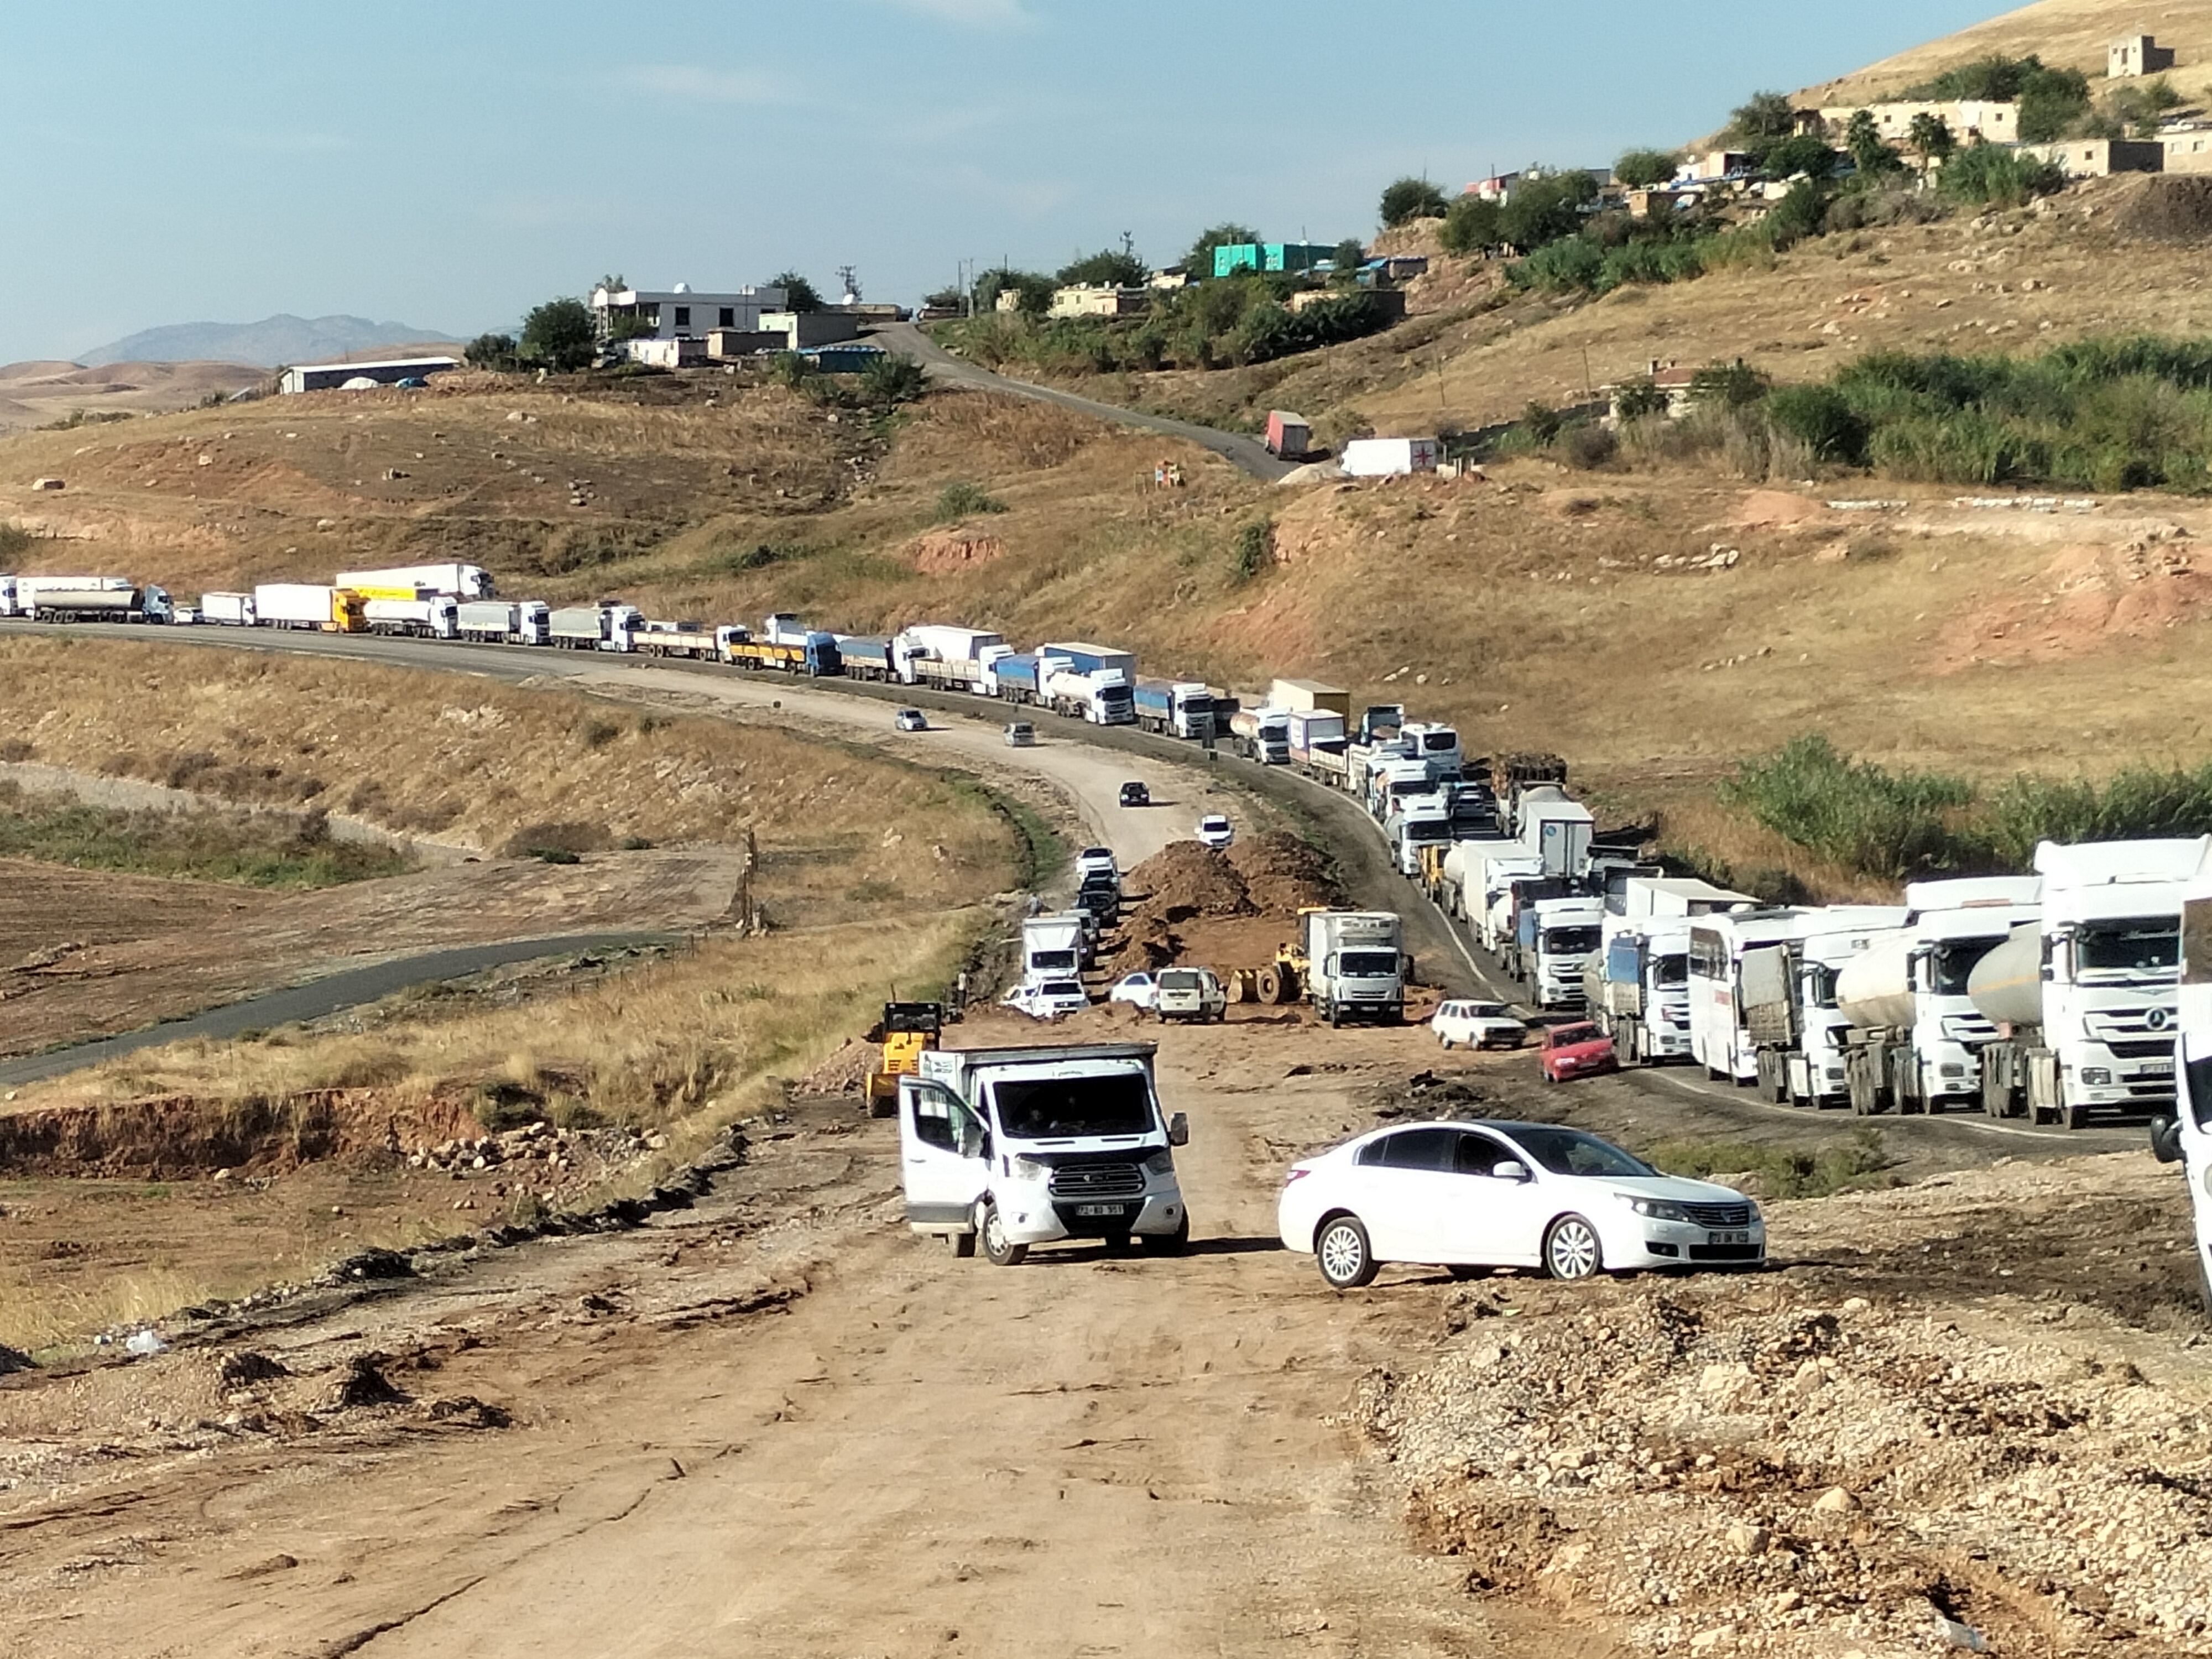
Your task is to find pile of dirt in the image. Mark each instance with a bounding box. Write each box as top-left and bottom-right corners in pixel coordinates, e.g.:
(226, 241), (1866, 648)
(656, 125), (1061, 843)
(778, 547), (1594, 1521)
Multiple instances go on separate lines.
(902, 528), (1008, 574)
(1225, 831), (1339, 915)
(2121, 176), (2212, 243)
(1123, 842), (1256, 924)
(1104, 837), (1340, 978)
(798, 1039), (874, 1097)
(1368, 1287), (2212, 1655)
(0, 1089), (483, 1180)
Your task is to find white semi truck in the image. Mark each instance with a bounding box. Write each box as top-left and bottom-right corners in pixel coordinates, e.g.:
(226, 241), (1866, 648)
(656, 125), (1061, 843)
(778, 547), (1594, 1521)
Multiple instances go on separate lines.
(1516, 895), (1604, 1011)
(456, 599), (551, 645)
(1301, 910), (1406, 1026)
(200, 592), (258, 627)
(1227, 706), (1289, 765)
(1741, 907), (1910, 1106)
(1974, 838), (2209, 1128)
(1587, 921), (1695, 1063)
(336, 562), (493, 599)
(897, 1041), (1191, 1262)
(1832, 878), (2041, 1115)
(363, 594), (458, 639)
(550, 603), (643, 652)
(2153, 881), (2212, 1313)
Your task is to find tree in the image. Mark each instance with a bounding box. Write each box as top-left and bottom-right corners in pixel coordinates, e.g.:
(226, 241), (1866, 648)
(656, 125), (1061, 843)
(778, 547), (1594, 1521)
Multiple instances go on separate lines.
(2017, 64), (2091, 143)
(465, 332), (519, 371)
(772, 270), (823, 312)
(922, 286), (967, 311)
(1689, 358), (1770, 409)
(1379, 176), (1448, 227)
(1844, 110), (1903, 176)
(1729, 91), (1800, 145)
(860, 353), (929, 408)
(1496, 171), (1597, 251)
(519, 298), (594, 373)
(971, 267), (1053, 316)
(1057, 248), (1146, 287)
(1907, 112), (1956, 160)
(1183, 222), (1260, 279)
(1614, 148), (1679, 189)
(1438, 194), (1502, 254)
(1333, 237), (1368, 274)
(594, 273), (627, 294)
(1759, 133), (1837, 180)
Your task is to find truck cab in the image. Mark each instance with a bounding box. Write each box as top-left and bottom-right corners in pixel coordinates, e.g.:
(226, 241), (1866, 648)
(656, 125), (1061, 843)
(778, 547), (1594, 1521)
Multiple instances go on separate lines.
(1399, 722), (1462, 784)
(1386, 797), (1452, 878)
(898, 1042), (1190, 1262)
(1302, 909), (1406, 1025)
(1520, 896), (1604, 1011)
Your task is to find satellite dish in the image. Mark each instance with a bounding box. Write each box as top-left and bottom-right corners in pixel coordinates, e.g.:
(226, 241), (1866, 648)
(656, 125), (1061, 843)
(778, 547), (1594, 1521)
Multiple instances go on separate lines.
(674, 281), (692, 293)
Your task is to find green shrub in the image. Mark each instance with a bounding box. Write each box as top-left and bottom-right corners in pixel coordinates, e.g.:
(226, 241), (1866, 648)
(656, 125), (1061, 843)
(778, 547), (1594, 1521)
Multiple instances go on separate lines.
(1439, 195), (1501, 254)
(1641, 1128), (1896, 1198)
(1766, 384), (1866, 461)
(1380, 177), (1448, 227)
(1940, 143), (2065, 207)
(1614, 148), (1678, 189)
(935, 481), (1008, 520)
(1719, 734), (1975, 878)
(1231, 519), (1274, 581)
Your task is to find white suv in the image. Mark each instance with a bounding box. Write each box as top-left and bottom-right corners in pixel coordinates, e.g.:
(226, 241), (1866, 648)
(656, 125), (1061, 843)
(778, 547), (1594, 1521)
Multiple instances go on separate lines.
(1003, 979), (1089, 1020)
(1196, 814), (1233, 850)
(1431, 999), (1526, 1050)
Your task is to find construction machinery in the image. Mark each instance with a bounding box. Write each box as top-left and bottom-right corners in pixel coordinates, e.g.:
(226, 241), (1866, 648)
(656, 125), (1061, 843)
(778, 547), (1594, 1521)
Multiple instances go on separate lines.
(865, 1001), (945, 1116)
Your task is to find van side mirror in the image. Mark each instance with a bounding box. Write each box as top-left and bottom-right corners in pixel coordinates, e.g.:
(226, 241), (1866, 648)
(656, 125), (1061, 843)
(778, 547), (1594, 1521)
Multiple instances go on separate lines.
(1168, 1112), (1190, 1147)
(1491, 1159), (1531, 1183)
(2151, 1114), (2184, 1165)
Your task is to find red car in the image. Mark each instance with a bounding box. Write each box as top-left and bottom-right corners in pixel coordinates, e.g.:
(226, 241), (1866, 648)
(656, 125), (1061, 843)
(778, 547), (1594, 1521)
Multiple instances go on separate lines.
(1537, 1021), (1619, 1083)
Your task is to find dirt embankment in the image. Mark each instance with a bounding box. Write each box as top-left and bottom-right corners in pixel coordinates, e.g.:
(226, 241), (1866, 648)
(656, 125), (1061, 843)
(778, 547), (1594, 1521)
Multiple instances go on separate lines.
(0, 1088), (485, 1179)
(1105, 833), (1340, 976)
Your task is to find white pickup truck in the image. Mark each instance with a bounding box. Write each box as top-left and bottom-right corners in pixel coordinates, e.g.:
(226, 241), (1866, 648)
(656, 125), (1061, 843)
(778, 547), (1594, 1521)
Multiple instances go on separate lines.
(898, 1042), (1191, 1264)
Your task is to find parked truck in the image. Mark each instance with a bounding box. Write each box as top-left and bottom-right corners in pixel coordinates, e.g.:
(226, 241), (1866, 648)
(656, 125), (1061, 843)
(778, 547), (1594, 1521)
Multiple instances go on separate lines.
(200, 592), (258, 627)
(1384, 795), (1452, 879)
(456, 599), (550, 645)
(1741, 906), (1910, 1107)
(1516, 895), (1604, 1011)
(896, 624), (1005, 693)
(897, 1041), (1191, 1261)
(1131, 679), (1214, 739)
(1835, 878), (2041, 1117)
(1264, 410), (1311, 461)
(1586, 923), (1695, 1064)
(988, 653), (1045, 705)
(363, 594), (458, 639)
(1974, 838), (2209, 1128)
(2152, 879), (2212, 1311)
(1039, 641), (1136, 682)
(1302, 910), (1406, 1026)
(835, 634), (897, 682)
(550, 603), (643, 652)
(1269, 678), (1350, 718)
(1286, 707), (1348, 784)
(25, 581), (173, 623)
(1357, 704), (1406, 744)
(637, 619), (719, 659)
(1045, 666), (1134, 725)
(1022, 912), (1088, 980)
(1227, 705), (1289, 765)
(718, 624), (841, 675)
(254, 582), (363, 632)
(337, 562), (492, 599)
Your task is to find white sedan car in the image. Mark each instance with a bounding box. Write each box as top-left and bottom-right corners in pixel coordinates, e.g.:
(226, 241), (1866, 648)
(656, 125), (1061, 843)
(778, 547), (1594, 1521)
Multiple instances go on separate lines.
(1108, 971), (1160, 1012)
(1277, 1120), (1764, 1289)
(1430, 999), (1527, 1050)
(1002, 979), (1090, 1021)
(1196, 813), (1233, 850)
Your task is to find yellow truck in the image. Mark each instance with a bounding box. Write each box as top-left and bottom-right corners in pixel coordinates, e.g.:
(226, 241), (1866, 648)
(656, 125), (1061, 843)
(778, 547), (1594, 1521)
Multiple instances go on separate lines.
(865, 1002), (944, 1116)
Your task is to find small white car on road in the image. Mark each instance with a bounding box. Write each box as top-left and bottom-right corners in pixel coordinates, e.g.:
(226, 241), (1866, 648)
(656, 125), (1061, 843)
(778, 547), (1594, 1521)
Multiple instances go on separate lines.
(894, 707), (928, 732)
(1075, 846), (1119, 884)
(1003, 979), (1091, 1020)
(1430, 999), (1526, 1050)
(1196, 813), (1233, 850)
(1277, 1120), (1763, 1289)
(1108, 972), (1160, 1012)
(1155, 966), (1227, 1023)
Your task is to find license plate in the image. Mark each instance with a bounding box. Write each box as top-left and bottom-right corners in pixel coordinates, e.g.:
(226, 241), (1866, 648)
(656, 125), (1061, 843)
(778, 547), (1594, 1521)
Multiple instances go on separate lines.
(1075, 1203), (1127, 1218)
(2142, 1061), (2176, 1078)
(1708, 1230), (1750, 1246)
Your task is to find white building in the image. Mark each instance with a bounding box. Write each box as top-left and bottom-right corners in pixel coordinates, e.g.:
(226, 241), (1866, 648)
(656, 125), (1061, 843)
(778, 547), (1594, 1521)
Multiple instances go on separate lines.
(590, 282), (787, 342)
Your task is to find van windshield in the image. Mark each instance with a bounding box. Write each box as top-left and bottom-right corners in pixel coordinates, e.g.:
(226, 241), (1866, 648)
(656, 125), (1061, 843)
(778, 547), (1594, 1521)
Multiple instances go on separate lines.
(995, 1073), (1155, 1139)
(1652, 954), (1688, 987)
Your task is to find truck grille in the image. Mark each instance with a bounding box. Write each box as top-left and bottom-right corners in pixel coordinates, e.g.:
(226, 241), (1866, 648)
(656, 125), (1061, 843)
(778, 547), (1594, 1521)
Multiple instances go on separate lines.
(1683, 1201), (1754, 1228)
(1048, 1163), (1145, 1201)
(2107, 1038), (2177, 1058)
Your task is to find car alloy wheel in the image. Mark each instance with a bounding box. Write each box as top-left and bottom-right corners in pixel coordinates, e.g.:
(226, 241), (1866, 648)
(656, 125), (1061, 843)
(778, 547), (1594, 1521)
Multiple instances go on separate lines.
(1544, 1214), (1601, 1281)
(980, 1200), (1028, 1267)
(1316, 1215), (1378, 1289)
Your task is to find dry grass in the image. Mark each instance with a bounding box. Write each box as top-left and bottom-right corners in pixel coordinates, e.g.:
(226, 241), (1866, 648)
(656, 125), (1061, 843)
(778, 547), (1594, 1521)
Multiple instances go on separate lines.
(1802, 0), (2212, 108)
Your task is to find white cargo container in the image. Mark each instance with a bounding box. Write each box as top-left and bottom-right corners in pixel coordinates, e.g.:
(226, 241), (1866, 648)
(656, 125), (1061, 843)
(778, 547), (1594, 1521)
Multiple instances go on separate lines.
(364, 595), (458, 639)
(253, 583), (354, 630)
(456, 599), (549, 645)
(336, 562), (493, 599)
(200, 592), (258, 627)
(1340, 437), (1441, 478)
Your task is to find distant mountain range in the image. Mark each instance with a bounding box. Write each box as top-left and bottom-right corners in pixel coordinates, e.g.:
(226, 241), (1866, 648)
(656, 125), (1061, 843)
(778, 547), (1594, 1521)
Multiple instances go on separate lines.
(77, 314), (462, 369)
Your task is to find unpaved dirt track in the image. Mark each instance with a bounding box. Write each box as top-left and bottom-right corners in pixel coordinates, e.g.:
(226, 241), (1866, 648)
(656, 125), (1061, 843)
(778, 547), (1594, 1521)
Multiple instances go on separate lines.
(1, 1044), (1494, 1659)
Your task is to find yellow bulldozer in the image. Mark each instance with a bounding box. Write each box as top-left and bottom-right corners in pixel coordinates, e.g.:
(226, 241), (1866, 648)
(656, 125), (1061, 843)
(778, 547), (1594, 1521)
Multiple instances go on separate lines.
(864, 1001), (944, 1117)
(1226, 907), (1328, 1006)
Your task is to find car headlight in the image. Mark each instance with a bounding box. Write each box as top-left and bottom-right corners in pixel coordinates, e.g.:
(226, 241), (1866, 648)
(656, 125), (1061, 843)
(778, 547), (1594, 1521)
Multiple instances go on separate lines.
(2080, 1067), (2113, 1086)
(1623, 1196), (1689, 1222)
(1144, 1150), (1175, 1177)
(1009, 1155), (1051, 1182)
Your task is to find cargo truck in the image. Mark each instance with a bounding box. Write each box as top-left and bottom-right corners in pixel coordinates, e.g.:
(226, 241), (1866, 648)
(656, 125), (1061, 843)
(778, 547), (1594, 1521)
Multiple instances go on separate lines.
(1264, 410), (1311, 461)
(1039, 641), (1136, 682)
(836, 635), (898, 682)
(25, 581), (173, 623)
(894, 625), (1005, 692)
(1741, 907), (1909, 1106)
(1269, 678), (1350, 718)
(1974, 838), (2209, 1128)
(1835, 878), (2039, 1117)
(2152, 881), (2212, 1312)
(1385, 796), (1452, 879)
(1585, 923), (1694, 1063)
(1357, 705), (1406, 743)
(987, 653), (1046, 705)
(254, 583), (363, 632)
(200, 592), (258, 627)
(1302, 910), (1406, 1026)
(1516, 895), (1604, 1011)
(1285, 707), (1348, 784)
(637, 619), (719, 659)
(364, 594), (458, 639)
(1228, 706), (1289, 765)
(1022, 912), (1088, 980)
(337, 562), (492, 599)
(1045, 666), (1134, 725)
(718, 624), (840, 675)
(456, 599), (550, 645)
(1131, 679), (1214, 739)
(551, 603), (643, 652)
(898, 1041), (1191, 1262)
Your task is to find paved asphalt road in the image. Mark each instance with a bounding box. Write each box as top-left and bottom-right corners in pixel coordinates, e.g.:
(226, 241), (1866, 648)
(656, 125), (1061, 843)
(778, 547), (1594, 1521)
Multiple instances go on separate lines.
(0, 932), (672, 1089)
(872, 321), (1298, 483)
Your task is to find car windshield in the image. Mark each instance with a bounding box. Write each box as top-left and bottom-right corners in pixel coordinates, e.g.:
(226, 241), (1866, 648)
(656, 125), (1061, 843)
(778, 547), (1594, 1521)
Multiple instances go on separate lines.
(1544, 926), (1600, 953)
(1467, 1003), (1507, 1019)
(1339, 950), (1400, 977)
(1504, 1125), (1657, 1178)
(1040, 981), (1083, 998)
(1550, 1024), (1600, 1045)
(995, 1072), (1155, 1139)
(1201, 817), (1228, 831)
(2075, 920), (2179, 974)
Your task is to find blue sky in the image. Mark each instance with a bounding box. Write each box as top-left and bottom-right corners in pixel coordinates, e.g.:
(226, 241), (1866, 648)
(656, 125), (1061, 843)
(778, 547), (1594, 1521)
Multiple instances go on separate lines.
(2, 0), (2016, 363)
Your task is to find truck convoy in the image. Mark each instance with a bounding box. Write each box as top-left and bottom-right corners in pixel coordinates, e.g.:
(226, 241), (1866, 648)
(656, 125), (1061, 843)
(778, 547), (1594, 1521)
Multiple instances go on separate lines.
(896, 1041), (1190, 1261)
(1832, 878), (2039, 1116)
(1973, 838), (2208, 1127)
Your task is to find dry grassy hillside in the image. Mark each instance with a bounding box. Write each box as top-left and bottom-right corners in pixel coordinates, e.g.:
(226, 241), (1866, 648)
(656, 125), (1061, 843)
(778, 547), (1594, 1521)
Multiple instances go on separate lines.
(0, 358), (264, 434)
(1804, 0), (2212, 106)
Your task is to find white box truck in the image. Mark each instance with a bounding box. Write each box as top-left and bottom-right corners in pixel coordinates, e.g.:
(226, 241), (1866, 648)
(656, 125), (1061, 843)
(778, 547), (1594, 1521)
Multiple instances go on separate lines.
(1022, 912), (1087, 980)
(898, 1042), (1190, 1261)
(337, 562), (493, 599)
(1302, 910), (1406, 1026)
(200, 592), (257, 627)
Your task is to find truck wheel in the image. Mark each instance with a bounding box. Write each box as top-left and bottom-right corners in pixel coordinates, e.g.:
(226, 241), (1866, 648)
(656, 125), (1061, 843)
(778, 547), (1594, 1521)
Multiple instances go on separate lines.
(1315, 1214), (1378, 1289)
(2063, 1097), (2092, 1131)
(979, 1201), (1027, 1267)
(1140, 1213), (1190, 1255)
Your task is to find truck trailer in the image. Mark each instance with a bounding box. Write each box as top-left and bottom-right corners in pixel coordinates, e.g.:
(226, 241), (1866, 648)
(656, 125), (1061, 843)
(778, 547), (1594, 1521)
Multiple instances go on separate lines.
(24, 580), (173, 624)
(1742, 907), (1910, 1107)
(1131, 679), (1215, 740)
(456, 599), (550, 645)
(254, 583), (362, 632)
(637, 619), (720, 659)
(200, 592), (258, 627)
(1586, 923), (1694, 1064)
(550, 603), (643, 652)
(336, 562), (493, 599)
(363, 595), (458, 639)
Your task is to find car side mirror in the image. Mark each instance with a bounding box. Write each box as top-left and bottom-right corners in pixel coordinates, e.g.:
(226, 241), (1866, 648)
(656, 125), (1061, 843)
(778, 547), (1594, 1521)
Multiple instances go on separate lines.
(1168, 1112), (1190, 1147)
(1491, 1160), (1531, 1183)
(2151, 1114), (2184, 1165)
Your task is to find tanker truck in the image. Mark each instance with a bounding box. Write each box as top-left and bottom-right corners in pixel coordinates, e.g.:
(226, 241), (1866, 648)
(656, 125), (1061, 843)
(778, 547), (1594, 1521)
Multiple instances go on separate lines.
(1834, 877), (2041, 1117)
(1741, 906), (1907, 1107)
(1973, 838), (2209, 1129)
